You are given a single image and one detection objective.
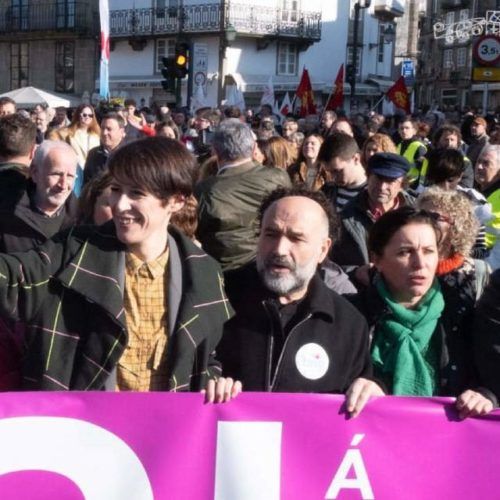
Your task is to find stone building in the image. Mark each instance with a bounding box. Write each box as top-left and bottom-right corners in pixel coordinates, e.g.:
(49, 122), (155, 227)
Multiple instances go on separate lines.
(0, 0), (99, 97)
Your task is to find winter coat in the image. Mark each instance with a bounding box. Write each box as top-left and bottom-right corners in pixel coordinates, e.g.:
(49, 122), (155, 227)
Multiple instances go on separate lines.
(332, 190), (416, 273)
(0, 223), (232, 391)
(195, 160), (291, 271)
(0, 180), (78, 253)
(217, 263), (372, 393)
(349, 278), (498, 404)
(473, 269), (500, 403)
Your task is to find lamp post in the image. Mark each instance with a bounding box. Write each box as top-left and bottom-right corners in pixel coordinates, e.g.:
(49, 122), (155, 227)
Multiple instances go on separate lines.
(349, 0), (371, 111)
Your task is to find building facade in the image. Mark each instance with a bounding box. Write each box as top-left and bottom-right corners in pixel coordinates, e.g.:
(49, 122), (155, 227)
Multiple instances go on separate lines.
(0, 0), (99, 97)
(417, 0), (500, 111)
(109, 0), (405, 112)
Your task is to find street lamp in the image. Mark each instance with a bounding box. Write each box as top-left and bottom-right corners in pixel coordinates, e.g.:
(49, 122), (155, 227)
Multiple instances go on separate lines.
(349, 0), (371, 110)
(368, 24), (396, 50)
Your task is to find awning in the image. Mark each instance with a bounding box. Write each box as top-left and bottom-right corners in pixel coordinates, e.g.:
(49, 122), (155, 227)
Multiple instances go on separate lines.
(367, 77), (395, 91)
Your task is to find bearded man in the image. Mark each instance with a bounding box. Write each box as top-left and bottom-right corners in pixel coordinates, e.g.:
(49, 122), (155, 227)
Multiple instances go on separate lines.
(209, 187), (382, 417)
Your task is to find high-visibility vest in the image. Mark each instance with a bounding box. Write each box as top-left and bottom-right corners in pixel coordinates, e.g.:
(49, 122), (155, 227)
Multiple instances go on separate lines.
(397, 140), (427, 184)
(486, 188), (500, 248)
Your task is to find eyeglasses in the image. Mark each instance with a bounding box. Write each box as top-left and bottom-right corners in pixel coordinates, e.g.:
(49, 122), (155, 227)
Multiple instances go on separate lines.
(80, 113), (93, 118)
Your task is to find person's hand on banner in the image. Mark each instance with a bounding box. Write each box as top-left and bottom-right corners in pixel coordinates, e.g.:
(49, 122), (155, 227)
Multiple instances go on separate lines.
(203, 377), (242, 404)
(345, 378), (384, 418)
(456, 390), (494, 419)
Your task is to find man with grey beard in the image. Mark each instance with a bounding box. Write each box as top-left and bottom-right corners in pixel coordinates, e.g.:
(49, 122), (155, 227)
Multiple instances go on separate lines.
(208, 187), (383, 417)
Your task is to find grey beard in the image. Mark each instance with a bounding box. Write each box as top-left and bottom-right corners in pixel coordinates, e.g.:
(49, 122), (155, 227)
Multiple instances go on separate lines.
(256, 254), (318, 297)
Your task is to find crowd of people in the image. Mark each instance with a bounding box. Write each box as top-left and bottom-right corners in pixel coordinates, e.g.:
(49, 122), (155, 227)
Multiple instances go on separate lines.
(0, 93), (499, 420)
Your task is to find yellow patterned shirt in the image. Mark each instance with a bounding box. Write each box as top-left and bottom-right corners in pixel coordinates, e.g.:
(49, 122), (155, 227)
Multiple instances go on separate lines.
(117, 248), (170, 391)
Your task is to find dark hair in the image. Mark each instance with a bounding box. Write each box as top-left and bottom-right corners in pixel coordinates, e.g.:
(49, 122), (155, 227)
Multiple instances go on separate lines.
(317, 132), (359, 163)
(154, 118), (181, 140)
(258, 186), (340, 241)
(108, 137), (195, 199)
(101, 112), (126, 129)
(77, 171), (113, 224)
(224, 106), (242, 119)
(425, 148), (465, 185)
(433, 124), (462, 148)
(0, 97), (16, 108)
(124, 99), (137, 108)
(368, 206), (441, 257)
(0, 113), (37, 158)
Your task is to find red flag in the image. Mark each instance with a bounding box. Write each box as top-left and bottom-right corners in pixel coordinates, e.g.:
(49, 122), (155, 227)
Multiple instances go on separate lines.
(295, 68), (316, 117)
(386, 76), (411, 114)
(325, 64), (344, 111)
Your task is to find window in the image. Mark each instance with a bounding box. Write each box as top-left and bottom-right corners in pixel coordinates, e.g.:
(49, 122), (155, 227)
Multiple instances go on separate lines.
(55, 42), (74, 93)
(457, 47), (466, 68)
(445, 12), (454, 25)
(10, 42), (28, 89)
(277, 42), (297, 75)
(156, 39), (175, 73)
(56, 0), (76, 29)
(443, 49), (453, 69)
(459, 9), (469, 21)
(10, 0), (29, 30)
(282, 0), (298, 23)
(377, 24), (386, 63)
(441, 88), (457, 107)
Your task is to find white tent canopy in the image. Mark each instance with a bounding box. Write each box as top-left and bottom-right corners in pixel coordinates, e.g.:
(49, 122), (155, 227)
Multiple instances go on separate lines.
(0, 86), (81, 108)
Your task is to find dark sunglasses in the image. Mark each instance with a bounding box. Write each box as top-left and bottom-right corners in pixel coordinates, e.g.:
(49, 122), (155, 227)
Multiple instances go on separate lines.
(81, 113), (93, 118)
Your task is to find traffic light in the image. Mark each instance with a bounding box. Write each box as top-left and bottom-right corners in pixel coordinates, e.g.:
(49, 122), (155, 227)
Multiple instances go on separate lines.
(174, 43), (189, 79)
(161, 56), (176, 92)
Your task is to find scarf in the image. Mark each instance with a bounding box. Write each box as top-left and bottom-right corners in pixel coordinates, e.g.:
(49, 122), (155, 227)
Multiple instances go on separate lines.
(371, 279), (445, 396)
(436, 253), (464, 276)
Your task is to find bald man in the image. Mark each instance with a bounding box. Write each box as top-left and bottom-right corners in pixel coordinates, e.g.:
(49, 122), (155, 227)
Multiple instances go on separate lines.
(208, 186), (383, 417)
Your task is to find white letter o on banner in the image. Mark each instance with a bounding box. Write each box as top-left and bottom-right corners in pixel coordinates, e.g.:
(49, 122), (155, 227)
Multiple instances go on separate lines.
(0, 417), (153, 500)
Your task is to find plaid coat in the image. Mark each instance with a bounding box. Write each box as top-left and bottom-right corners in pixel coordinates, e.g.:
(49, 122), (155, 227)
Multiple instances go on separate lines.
(0, 223), (232, 391)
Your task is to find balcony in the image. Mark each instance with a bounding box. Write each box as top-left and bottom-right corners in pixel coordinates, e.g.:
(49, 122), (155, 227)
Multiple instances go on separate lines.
(110, 3), (321, 41)
(441, 0), (470, 9)
(373, 0), (404, 21)
(0, 1), (97, 36)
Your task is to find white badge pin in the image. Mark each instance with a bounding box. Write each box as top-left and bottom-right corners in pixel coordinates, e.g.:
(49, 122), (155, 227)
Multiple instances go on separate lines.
(295, 343), (330, 380)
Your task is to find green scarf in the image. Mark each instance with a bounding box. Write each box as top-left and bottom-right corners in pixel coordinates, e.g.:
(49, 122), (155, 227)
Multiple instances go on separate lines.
(371, 279), (445, 396)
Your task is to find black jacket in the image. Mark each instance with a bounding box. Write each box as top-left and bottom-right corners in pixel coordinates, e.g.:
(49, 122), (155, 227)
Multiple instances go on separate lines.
(0, 180), (78, 253)
(473, 269), (500, 403)
(83, 145), (109, 185)
(217, 263), (372, 393)
(349, 280), (498, 404)
(332, 190), (416, 273)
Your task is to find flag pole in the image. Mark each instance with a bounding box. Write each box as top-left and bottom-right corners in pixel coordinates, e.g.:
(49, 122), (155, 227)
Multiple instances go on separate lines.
(321, 90), (334, 121)
(370, 94), (386, 113)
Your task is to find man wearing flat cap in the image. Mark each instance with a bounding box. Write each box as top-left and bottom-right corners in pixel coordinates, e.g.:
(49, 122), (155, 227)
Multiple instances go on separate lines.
(467, 116), (489, 168)
(331, 152), (415, 288)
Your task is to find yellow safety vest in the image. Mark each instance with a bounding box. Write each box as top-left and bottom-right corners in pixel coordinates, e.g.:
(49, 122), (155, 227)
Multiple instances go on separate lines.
(397, 140), (427, 185)
(486, 188), (500, 248)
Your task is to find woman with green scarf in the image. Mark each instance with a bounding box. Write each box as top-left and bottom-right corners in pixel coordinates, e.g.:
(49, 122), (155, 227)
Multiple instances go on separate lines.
(351, 206), (497, 419)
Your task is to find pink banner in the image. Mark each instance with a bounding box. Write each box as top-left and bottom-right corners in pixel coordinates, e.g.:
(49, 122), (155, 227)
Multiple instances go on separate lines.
(0, 393), (498, 499)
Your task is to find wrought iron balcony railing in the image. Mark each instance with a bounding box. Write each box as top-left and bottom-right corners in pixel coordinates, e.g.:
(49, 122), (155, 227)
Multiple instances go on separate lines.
(110, 3), (321, 40)
(0, 1), (97, 34)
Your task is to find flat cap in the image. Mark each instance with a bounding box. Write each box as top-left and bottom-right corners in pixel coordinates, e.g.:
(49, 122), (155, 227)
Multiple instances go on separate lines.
(367, 152), (410, 179)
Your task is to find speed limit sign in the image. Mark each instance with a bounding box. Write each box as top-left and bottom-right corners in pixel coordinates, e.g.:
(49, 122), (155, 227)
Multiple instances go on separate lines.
(474, 35), (500, 66)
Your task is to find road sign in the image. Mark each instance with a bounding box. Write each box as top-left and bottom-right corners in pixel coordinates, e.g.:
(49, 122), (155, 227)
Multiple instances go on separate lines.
(402, 60), (414, 78)
(473, 35), (500, 66)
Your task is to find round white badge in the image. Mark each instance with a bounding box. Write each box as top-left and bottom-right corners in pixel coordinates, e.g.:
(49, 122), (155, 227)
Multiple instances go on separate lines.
(295, 343), (330, 380)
